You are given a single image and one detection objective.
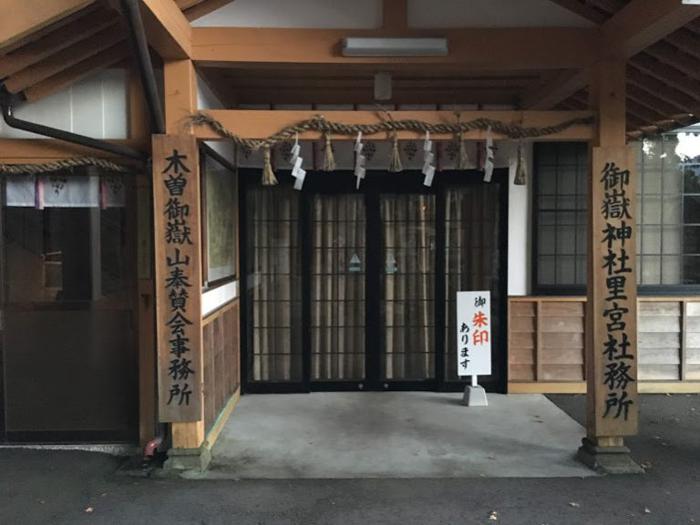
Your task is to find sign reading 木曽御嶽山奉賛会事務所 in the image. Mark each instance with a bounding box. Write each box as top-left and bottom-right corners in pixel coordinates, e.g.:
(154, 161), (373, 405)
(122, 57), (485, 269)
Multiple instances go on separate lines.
(456, 291), (492, 377)
(153, 134), (202, 423)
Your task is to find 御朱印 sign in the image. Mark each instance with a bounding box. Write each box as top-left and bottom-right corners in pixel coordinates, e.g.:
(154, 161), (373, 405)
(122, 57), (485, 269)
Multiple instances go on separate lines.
(456, 291), (491, 377)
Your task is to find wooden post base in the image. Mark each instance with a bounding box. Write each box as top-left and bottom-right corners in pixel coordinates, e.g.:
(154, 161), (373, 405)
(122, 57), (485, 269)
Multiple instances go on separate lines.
(576, 437), (644, 475)
(163, 445), (212, 473)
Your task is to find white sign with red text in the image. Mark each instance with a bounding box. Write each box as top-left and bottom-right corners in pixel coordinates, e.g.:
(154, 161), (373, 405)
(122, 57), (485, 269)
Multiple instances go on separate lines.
(456, 291), (492, 377)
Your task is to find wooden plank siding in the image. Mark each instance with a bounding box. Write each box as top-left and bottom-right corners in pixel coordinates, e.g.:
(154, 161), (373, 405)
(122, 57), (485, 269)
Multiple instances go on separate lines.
(202, 300), (240, 435)
(508, 296), (700, 393)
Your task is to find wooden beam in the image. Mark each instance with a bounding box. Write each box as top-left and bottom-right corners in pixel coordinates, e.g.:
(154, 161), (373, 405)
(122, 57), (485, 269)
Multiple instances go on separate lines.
(383, 0), (408, 32)
(601, 0), (700, 58)
(234, 87), (522, 106)
(0, 138), (145, 162)
(192, 109), (594, 141)
(0, 0), (94, 52)
(0, 9), (117, 78)
(644, 41), (700, 79)
(530, 0), (700, 109)
(631, 53), (700, 99)
(627, 65), (700, 112)
(523, 69), (588, 109)
(192, 27), (598, 70)
(547, 0), (607, 24)
(184, 0), (235, 21)
(23, 45), (128, 102)
(3, 28), (124, 94)
(626, 84), (689, 118)
(665, 29), (700, 60)
(140, 0), (192, 59)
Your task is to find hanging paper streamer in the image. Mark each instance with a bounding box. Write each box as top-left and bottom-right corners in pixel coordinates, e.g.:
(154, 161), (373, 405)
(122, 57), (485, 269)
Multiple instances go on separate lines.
(290, 132), (301, 165)
(483, 126), (495, 183)
(514, 141), (527, 186)
(354, 131), (366, 189)
(290, 134), (306, 190)
(422, 131), (436, 187)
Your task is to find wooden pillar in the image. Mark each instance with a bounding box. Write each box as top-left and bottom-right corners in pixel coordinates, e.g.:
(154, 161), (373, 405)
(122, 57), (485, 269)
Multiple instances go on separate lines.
(158, 59), (208, 469)
(164, 59), (197, 135)
(578, 60), (643, 474)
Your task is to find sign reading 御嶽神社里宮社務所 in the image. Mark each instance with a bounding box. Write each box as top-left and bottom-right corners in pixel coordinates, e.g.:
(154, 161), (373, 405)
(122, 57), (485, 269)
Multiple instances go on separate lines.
(456, 291), (492, 377)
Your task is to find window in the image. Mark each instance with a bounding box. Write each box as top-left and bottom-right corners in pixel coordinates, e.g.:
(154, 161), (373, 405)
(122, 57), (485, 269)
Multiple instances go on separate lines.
(638, 136), (700, 286)
(201, 146), (238, 286)
(2, 167), (137, 441)
(533, 142), (588, 292)
(533, 135), (700, 292)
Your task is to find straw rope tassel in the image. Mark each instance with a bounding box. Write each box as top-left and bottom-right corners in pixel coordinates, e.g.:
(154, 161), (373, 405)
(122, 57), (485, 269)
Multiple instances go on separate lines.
(261, 145), (278, 186)
(457, 130), (469, 170)
(389, 133), (402, 172)
(323, 131), (336, 171)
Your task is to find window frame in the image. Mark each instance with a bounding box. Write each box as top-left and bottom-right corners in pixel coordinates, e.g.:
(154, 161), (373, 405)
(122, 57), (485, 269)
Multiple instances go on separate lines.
(531, 140), (700, 296)
(199, 143), (238, 290)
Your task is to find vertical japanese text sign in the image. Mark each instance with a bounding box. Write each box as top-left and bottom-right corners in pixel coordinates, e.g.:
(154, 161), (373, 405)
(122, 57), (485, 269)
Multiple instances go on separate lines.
(456, 291), (492, 376)
(589, 146), (638, 436)
(153, 135), (203, 422)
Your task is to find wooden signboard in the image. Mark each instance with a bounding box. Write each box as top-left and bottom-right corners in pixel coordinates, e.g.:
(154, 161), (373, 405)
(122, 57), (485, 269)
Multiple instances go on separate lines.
(587, 146), (638, 437)
(153, 134), (203, 422)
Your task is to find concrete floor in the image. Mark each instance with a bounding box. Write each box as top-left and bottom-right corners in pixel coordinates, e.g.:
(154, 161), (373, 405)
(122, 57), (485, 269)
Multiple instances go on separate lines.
(2, 395), (699, 524)
(206, 392), (594, 479)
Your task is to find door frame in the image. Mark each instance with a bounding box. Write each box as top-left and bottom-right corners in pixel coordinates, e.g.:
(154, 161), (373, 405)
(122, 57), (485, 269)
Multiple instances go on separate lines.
(240, 168), (509, 393)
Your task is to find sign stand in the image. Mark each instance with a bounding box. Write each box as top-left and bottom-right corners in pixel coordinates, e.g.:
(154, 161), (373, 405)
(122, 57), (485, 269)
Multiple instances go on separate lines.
(463, 374), (488, 407)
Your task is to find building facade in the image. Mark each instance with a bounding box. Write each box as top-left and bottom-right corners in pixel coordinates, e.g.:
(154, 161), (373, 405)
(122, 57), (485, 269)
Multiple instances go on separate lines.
(0, 0), (699, 473)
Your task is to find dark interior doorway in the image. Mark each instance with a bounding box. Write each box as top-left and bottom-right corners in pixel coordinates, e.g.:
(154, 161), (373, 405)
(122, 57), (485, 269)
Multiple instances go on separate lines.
(240, 169), (508, 393)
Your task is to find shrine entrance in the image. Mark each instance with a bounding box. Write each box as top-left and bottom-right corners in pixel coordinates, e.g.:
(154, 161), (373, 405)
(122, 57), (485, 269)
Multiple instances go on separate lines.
(240, 169), (509, 393)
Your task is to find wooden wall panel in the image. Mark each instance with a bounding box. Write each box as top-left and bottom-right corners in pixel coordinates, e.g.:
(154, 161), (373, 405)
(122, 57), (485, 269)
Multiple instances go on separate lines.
(686, 302), (700, 380)
(509, 297), (700, 391)
(202, 300), (240, 434)
(638, 301), (682, 381)
(508, 300), (536, 381)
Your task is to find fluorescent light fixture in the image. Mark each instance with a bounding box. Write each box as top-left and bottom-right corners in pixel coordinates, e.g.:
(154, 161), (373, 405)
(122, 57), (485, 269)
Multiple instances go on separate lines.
(342, 37), (448, 57)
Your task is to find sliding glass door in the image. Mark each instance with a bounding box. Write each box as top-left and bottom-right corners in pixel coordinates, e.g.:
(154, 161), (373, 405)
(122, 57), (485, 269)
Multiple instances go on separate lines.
(242, 170), (507, 392)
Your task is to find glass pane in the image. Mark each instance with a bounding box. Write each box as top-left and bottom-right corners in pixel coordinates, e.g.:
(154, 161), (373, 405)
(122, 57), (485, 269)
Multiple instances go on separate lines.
(247, 186), (303, 382)
(683, 256), (700, 285)
(684, 165), (700, 193)
(683, 225), (700, 256)
(640, 255), (661, 285)
(641, 195), (662, 224)
(661, 256), (682, 285)
(311, 194), (366, 381)
(662, 197), (682, 225)
(538, 225), (556, 255)
(684, 196), (700, 224)
(382, 193), (435, 381)
(2, 171), (136, 439)
(203, 153), (237, 283)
